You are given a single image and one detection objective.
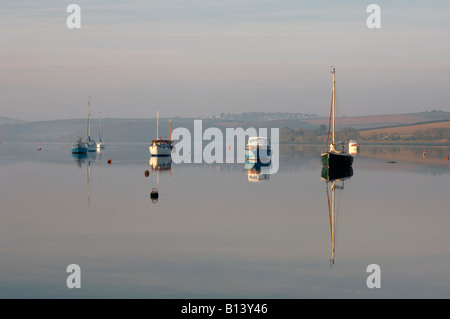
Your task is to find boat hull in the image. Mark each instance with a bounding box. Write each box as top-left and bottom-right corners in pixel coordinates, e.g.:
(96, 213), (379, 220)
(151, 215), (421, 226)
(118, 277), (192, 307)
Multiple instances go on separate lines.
(71, 146), (87, 154)
(321, 151), (353, 168)
(149, 145), (172, 156)
(86, 141), (97, 152)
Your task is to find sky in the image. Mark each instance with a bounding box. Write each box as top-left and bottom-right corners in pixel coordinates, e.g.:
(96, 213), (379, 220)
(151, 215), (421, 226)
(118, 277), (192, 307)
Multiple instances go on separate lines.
(1, 0), (450, 121)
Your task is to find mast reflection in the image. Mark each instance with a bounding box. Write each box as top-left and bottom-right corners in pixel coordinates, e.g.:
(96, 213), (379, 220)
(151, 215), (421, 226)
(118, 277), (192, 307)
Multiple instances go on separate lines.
(148, 156), (172, 203)
(72, 152), (97, 207)
(321, 166), (353, 266)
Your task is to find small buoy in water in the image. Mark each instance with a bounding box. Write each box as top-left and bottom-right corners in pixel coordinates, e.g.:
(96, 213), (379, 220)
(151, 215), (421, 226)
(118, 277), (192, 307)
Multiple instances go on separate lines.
(414, 151), (417, 155)
(40, 142), (43, 145)
(145, 170), (149, 177)
(302, 148), (305, 151)
(150, 188), (158, 199)
(446, 157), (449, 161)
(108, 159), (112, 164)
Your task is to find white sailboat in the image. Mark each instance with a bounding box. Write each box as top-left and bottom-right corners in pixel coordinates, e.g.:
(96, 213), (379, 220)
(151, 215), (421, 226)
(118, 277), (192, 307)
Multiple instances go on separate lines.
(149, 111), (173, 156)
(97, 112), (105, 150)
(85, 96), (97, 152)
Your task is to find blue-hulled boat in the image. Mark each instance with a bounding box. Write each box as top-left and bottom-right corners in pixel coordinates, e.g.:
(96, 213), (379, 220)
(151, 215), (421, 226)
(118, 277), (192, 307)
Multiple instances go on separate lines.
(71, 137), (88, 154)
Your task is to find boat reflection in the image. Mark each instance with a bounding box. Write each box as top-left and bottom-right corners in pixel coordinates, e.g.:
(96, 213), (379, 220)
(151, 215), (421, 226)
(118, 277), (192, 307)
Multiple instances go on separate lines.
(148, 156), (172, 203)
(72, 152), (96, 168)
(243, 161), (271, 182)
(149, 156), (172, 172)
(321, 166), (353, 266)
(72, 152), (98, 207)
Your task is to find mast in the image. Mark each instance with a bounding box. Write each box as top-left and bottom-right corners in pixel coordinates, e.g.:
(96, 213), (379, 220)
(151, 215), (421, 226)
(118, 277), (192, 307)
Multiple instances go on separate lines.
(169, 119), (172, 141)
(99, 112), (102, 141)
(87, 96), (91, 141)
(332, 68), (335, 146)
(157, 111), (159, 139)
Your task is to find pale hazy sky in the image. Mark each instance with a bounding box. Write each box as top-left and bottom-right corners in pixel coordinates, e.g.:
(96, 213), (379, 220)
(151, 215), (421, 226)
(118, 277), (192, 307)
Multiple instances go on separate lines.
(1, 0), (449, 121)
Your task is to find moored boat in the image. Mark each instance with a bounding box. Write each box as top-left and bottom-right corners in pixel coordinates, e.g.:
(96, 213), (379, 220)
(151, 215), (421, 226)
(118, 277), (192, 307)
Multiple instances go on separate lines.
(71, 137), (88, 154)
(245, 137), (271, 164)
(321, 68), (353, 168)
(149, 111), (173, 156)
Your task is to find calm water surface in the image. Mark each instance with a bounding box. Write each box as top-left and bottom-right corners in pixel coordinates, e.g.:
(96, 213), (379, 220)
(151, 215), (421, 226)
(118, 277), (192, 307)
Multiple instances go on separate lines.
(1, 142), (449, 298)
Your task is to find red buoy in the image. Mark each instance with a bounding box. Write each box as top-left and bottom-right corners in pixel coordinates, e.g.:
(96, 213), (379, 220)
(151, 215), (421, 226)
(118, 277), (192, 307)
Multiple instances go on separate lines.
(108, 159), (112, 164)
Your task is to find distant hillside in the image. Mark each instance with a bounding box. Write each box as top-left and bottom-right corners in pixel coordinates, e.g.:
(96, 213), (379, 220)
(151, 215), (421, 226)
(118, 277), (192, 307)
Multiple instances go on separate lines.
(304, 110), (450, 130)
(0, 116), (314, 143)
(0, 116), (28, 125)
(359, 120), (450, 142)
(1, 110), (449, 143)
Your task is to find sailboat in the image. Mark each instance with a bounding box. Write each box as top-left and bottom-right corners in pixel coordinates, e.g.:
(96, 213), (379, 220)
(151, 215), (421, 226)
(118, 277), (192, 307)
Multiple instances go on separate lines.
(321, 165), (353, 266)
(321, 68), (353, 168)
(85, 96), (97, 152)
(149, 111), (173, 156)
(96, 112), (105, 150)
(71, 136), (87, 154)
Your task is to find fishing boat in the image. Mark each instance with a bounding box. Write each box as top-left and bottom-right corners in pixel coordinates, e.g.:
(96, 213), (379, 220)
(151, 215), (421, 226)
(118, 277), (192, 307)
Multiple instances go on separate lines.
(85, 97), (97, 152)
(149, 111), (173, 156)
(321, 68), (353, 168)
(245, 137), (271, 164)
(71, 137), (88, 154)
(97, 112), (105, 150)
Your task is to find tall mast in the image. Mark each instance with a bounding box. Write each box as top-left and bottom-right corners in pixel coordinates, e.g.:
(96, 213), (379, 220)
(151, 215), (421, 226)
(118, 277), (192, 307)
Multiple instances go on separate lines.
(169, 119), (172, 141)
(157, 111), (159, 139)
(88, 96), (91, 140)
(332, 68), (335, 145)
(99, 112), (102, 140)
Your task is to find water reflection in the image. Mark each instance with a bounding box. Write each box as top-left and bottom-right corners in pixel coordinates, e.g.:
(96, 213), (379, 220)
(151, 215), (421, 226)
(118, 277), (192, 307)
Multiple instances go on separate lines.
(149, 156), (172, 173)
(72, 152), (98, 206)
(243, 161), (270, 182)
(148, 156), (172, 203)
(321, 166), (353, 266)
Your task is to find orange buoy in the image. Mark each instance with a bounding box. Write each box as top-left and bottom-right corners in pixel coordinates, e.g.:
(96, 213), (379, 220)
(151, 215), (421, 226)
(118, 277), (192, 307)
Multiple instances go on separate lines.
(414, 151), (416, 155)
(446, 157), (449, 161)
